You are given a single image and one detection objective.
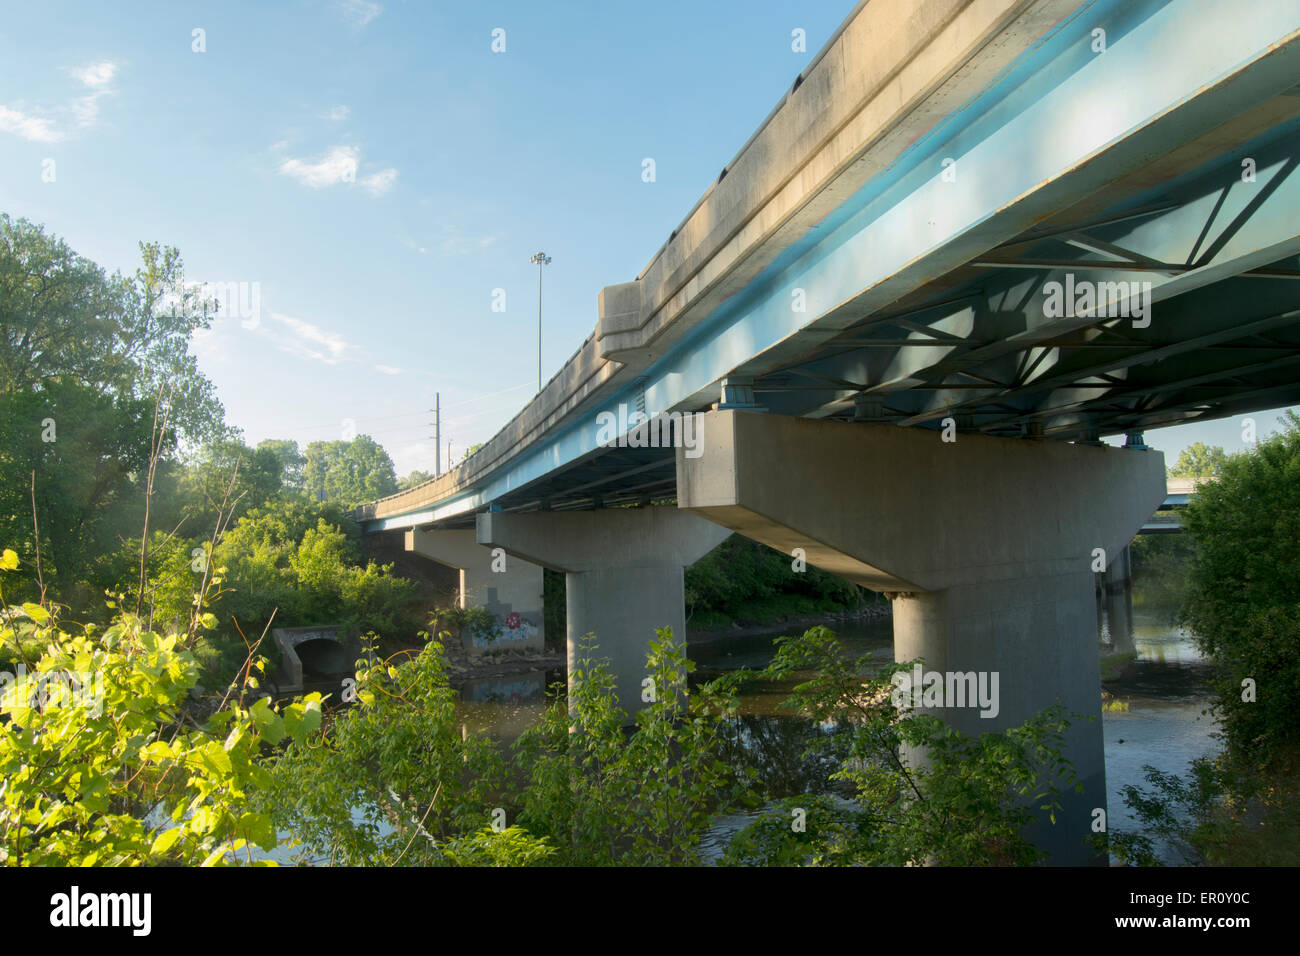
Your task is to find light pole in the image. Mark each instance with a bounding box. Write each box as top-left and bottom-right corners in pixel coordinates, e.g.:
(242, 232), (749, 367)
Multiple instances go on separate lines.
(530, 251), (551, 393)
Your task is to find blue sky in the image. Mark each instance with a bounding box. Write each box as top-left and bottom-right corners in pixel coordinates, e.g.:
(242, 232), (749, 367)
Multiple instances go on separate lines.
(2, 0), (1293, 477)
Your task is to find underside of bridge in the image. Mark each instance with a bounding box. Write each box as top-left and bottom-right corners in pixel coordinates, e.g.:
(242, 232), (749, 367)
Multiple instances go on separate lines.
(744, 120), (1300, 440)
(410, 114), (1300, 521)
(365, 0), (1300, 866)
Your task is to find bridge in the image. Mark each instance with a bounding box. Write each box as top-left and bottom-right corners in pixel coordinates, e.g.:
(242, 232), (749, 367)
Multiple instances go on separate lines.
(359, 0), (1300, 863)
(1136, 476), (1206, 532)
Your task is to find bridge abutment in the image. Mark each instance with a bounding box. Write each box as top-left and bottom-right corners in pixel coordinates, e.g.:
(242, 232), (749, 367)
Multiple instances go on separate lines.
(476, 508), (731, 715)
(677, 409), (1167, 864)
(405, 528), (545, 651)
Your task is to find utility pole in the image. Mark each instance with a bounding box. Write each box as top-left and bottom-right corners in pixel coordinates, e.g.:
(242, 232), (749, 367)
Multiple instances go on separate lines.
(433, 392), (441, 477)
(530, 252), (551, 393)
(447, 439), (454, 468)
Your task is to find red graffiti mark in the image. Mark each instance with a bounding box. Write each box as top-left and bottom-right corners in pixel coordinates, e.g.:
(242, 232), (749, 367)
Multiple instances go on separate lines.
(505, 612), (522, 630)
(509, 692), (523, 707)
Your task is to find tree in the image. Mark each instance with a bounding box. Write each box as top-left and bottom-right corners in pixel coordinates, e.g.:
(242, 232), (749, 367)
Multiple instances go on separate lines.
(0, 379), (159, 602)
(257, 439), (307, 491)
(200, 499), (418, 679)
(1109, 415), (1300, 866)
(1168, 442), (1228, 479)
(0, 214), (225, 445)
(398, 470), (433, 491)
(1180, 412), (1300, 770)
(173, 436), (284, 534)
(0, 216), (122, 393)
(303, 435), (398, 507)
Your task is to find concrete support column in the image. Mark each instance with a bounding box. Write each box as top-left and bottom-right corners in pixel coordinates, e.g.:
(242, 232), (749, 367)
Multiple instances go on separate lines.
(1102, 544), (1136, 655)
(565, 564), (689, 712)
(405, 528), (545, 652)
(476, 508), (731, 714)
(678, 410), (1167, 864)
(892, 569), (1106, 856)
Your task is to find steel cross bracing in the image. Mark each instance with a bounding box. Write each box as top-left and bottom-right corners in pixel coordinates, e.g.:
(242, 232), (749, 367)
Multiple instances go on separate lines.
(747, 123), (1300, 443)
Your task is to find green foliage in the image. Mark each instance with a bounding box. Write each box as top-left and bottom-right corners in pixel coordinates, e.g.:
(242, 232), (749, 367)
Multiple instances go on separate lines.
(259, 635), (551, 866)
(1106, 760), (1226, 866)
(303, 435), (398, 508)
(514, 629), (752, 865)
(200, 502), (417, 682)
(1129, 528), (1196, 614)
(397, 470), (433, 491)
(0, 380), (161, 603)
(88, 498), (418, 689)
(170, 436), (285, 534)
(1180, 411), (1300, 770)
(0, 214), (225, 444)
(1107, 416), (1300, 867)
(0, 550), (319, 866)
(440, 826), (555, 866)
(1168, 442), (1228, 480)
(433, 604), (503, 645)
(684, 534), (861, 627)
(256, 439), (306, 492)
(720, 626), (1079, 866)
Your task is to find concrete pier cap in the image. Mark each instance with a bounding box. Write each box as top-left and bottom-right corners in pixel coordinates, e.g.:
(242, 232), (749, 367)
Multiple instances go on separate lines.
(676, 409), (1167, 864)
(476, 508), (731, 716)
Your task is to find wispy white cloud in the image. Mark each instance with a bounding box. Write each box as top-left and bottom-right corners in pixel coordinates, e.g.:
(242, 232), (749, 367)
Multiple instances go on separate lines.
(0, 106), (61, 143)
(361, 167), (397, 196)
(278, 145), (359, 188)
(374, 364), (402, 375)
(70, 91), (110, 127)
(67, 61), (117, 88)
(437, 224), (498, 255)
(337, 0), (382, 27)
(320, 104), (350, 121)
(0, 59), (121, 142)
(401, 226), (496, 256)
(278, 144), (397, 198)
(67, 60), (118, 128)
(266, 311), (358, 365)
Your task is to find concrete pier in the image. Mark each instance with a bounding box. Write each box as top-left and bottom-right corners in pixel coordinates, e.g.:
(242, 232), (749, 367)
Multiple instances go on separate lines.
(677, 409), (1167, 864)
(405, 528), (545, 651)
(476, 508), (730, 714)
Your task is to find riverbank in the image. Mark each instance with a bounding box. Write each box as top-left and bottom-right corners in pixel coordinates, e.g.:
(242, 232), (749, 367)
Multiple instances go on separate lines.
(442, 641), (565, 683)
